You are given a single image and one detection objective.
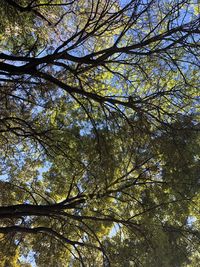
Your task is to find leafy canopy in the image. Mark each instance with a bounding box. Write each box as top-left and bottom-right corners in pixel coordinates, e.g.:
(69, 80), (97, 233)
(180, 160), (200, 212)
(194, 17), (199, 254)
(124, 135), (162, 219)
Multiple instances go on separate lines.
(0, 0), (200, 266)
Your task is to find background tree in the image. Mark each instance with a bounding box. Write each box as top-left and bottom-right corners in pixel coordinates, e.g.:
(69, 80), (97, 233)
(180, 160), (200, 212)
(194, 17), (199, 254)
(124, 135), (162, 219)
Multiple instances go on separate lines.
(0, 0), (200, 266)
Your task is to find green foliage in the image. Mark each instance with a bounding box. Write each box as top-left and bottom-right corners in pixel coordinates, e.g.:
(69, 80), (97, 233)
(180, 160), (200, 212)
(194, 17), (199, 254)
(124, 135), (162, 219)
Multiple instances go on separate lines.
(0, 0), (200, 266)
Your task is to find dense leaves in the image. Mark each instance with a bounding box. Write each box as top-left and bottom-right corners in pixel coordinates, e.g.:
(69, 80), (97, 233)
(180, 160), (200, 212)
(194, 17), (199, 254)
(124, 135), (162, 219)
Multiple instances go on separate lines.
(0, 0), (200, 266)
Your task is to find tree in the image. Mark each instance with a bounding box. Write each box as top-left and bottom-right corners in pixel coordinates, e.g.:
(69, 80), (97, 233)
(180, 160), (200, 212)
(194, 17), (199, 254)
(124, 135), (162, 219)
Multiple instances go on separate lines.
(0, 0), (200, 266)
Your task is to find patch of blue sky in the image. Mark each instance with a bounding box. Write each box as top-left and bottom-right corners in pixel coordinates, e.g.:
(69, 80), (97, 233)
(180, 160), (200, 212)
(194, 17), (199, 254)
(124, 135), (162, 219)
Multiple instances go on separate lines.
(108, 222), (121, 238)
(38, 161), (52, 179)
(187, 216), (197, 227)
(20, 251), (36, 267)
(0, 173), (8, 181)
